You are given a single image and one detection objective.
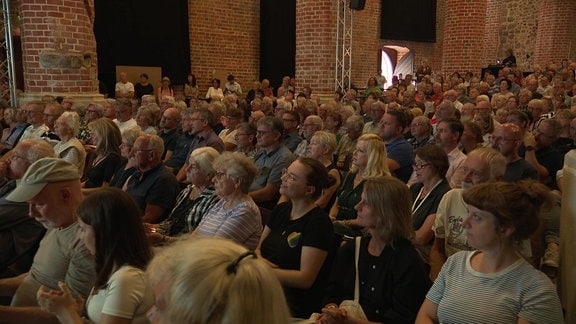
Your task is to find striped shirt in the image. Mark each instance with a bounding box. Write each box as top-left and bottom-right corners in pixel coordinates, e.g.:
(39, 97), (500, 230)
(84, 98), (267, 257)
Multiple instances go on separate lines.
(195, 198), (262, 250)
(427, 251), (563, 324)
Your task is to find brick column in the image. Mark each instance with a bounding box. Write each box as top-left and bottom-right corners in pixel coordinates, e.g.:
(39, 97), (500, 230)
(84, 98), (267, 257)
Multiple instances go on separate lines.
(296, 0), (336, 95)
(18, 0), (102, 104)
(535, 0), (576, 65)
(441, 0), (488, 74)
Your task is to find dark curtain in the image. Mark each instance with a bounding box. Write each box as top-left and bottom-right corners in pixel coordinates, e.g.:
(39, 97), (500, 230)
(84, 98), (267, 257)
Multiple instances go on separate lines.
(260, 0), (296, 96)
(380, 0), (436, 43)
(94, 0), (190, 97)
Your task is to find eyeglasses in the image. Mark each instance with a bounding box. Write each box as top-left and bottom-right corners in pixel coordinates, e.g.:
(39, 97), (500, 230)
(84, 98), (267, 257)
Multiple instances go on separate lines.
(187, 164), (201, 172)
(302, 123), (320, 128)
(256, 130), (271, 135)
(411, 122), (425, 127)
(281, 168), (299, 182)
(412, 162), (431, 170)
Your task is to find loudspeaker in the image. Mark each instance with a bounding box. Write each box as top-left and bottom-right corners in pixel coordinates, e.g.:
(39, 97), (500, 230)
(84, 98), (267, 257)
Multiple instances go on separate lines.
(350, 0), (366, 10)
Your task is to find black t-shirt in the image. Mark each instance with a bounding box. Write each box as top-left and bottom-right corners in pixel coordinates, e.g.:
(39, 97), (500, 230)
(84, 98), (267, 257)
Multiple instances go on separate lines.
(261, 202), (334, 318)
(134, 83), (154, 99)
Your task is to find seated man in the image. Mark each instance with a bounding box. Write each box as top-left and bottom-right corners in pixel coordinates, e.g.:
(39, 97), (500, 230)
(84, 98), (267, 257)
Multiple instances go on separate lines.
(126, 134), (179, 223)
(249, 116), (295, 209)
(0, 158), (95, 321)
(378, 109), (414, 183)
(0, 140), (54, 279)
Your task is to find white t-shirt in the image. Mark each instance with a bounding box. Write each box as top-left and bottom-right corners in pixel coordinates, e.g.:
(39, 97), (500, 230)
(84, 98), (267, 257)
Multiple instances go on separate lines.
(86, 265), (154, 324)
(115, 82), (134, 97)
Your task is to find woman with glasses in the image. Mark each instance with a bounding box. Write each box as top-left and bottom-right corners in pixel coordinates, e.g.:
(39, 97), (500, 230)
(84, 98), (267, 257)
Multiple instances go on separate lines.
(192, 152), (262, 249)
(82, 118), (123, 189)
(147, 147), (220, 245)
(329, 133), (390, 238)
(409, 145), (451, 265)
(256, 158), (336, 318)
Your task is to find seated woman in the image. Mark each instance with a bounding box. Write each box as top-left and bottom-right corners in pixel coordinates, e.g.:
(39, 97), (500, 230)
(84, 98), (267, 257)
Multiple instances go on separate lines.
(305, 131), (341, 212)
(135, 106), (157, 135)
(473, 112), (495, 147)
(37, 187), (154, 323)
(318, 177), (431, 324)
(193, 152), (262, 249)
(416, 181), (563, 323)
(234, 122), (258, 159)
(363, 76), (382, 99)
(146, 238), (292, 324)
(109, 128), (144, 189)
(53, 111), (86, 176)
(329, 133), (390, 238)
(256, 158), (336, 319)
(409, 145), (451, 265)
(147, 147), (220, 245)
(83, 118), (123, 189)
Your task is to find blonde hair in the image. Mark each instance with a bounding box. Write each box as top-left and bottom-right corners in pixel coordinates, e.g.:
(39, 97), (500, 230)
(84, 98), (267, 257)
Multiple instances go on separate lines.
(352, 133), (391, 179)
(310, 131), (337, 154)
(147, 238), (292, 324)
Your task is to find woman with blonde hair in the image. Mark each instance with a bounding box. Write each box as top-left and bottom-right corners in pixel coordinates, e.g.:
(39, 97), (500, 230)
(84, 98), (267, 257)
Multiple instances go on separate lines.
(83, 117), (123, 189)
(305, 130), (341, 211)
(417, 181), (563, 323)
(136, 106), (158, 135)
(146, 238), (292, 324)
(329, 133), (390, 238)
(318, 177), (431, 323)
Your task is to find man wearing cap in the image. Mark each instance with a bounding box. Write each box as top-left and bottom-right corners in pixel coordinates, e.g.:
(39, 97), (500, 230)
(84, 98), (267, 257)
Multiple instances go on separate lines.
(0, 140), (54, 279)
(0, 158), (95, 321)
(115, 72), (134, 99)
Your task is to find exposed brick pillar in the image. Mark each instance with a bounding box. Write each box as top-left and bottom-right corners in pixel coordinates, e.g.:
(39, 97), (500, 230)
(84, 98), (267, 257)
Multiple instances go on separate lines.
(535, 0), (576, 66)
(296, 0), (336, 95)
(441, 0), (488, 75)
(18, 0), (101, 104)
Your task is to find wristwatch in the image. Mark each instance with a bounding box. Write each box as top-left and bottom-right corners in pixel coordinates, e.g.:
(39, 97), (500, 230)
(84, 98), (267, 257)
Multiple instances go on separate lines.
(525, 145), (535, 151)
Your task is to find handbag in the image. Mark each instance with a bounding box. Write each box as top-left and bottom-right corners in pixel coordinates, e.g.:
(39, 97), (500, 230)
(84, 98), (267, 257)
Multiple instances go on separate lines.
(339, 236), (368, 320)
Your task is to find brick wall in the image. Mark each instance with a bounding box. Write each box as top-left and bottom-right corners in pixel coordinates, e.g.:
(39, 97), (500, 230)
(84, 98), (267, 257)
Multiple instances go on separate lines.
(188, 0), (260, 97)
(19, 0), (97, 93)
(535, 0), (576, 66)
(295, 0), (337, 94)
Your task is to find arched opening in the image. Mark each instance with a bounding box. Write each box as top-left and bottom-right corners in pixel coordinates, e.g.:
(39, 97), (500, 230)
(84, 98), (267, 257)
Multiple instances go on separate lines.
(380, 46), (413, 88)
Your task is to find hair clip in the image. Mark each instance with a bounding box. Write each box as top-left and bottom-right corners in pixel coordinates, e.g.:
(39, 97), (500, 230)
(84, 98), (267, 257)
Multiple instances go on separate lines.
(226, 251), (256, 274)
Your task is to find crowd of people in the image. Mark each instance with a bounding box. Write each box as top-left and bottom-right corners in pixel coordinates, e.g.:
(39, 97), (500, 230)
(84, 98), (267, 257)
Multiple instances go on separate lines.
(0, 61), (570, 322)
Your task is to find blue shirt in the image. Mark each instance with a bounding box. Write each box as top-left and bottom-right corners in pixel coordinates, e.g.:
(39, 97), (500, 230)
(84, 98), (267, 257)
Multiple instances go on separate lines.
(386, 136), (414, 183)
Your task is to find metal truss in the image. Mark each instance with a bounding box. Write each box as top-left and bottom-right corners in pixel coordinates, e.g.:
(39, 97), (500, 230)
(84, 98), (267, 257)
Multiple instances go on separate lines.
(1, 0), (17, 105)
(334, 0), (353, 92)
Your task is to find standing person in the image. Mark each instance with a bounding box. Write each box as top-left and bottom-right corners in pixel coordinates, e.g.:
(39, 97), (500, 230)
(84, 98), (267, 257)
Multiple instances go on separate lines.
(318, 177), (431, 324)
(206, 78), (224, 102)
(329, 133), (390, 238)
(416, 181), (563, 323)
(37, 187), (154, 323)
(134, 73), (154, 102)
(183, 73), (198, 106)
(82, 118), (123, 189)
(0, 158), (95, 322)
(256, 158), (335, 318)
(156, 77), (174, 103)
(115, 72), (134, 99)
